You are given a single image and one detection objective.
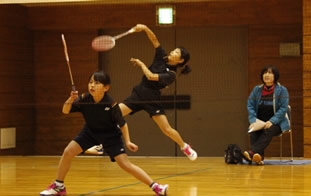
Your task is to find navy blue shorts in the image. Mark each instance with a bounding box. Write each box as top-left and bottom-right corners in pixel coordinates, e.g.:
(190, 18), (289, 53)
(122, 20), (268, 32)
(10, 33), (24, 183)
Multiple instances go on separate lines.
(74, 128), (126, 162)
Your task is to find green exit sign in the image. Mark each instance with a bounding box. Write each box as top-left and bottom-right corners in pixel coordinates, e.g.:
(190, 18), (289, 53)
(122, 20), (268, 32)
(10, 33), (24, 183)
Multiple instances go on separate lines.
(157, 6), (175, 26)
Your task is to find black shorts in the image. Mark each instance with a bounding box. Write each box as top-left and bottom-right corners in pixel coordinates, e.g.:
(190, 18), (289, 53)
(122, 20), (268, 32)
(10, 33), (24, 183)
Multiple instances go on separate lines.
(74, 127), (126, 162)
(123, 86), (165, 117)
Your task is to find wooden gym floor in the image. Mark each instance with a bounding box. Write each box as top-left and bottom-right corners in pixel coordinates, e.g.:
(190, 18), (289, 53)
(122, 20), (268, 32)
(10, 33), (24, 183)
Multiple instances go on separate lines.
(0, 156), (311, 196)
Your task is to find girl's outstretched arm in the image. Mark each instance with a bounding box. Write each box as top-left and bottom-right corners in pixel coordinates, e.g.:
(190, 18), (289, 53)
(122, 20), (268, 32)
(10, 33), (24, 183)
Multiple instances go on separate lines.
(132, 24), (160, 48)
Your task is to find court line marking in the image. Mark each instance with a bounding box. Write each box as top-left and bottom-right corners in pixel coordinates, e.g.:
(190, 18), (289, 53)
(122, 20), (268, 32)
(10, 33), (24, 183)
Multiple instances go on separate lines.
(79, 167), (209, 196)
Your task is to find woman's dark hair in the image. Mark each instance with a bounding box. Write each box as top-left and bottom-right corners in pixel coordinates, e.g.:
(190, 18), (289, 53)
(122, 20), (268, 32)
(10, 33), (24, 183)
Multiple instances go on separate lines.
(89, 70), (111, 85)
(260, 65), (279, 84)
(177, 47), (190, 67)
(177, 47), (191, 75)
(180, 65), (191, 75)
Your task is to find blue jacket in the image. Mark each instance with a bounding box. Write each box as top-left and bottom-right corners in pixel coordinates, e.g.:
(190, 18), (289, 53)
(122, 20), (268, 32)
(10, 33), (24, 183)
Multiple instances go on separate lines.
(247, 83), (290, 132)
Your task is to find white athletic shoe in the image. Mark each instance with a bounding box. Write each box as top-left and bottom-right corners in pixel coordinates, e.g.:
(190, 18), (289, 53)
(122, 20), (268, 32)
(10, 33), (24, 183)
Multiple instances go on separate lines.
(183, 143), (197, 161)
(85, 144), (103, 155)
(152, 182), (168, 196)
(40, 183), (66, 196)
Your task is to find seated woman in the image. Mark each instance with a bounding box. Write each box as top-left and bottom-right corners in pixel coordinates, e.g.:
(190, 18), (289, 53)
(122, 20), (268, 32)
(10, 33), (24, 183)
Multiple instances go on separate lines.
(244, 65), (290, 165)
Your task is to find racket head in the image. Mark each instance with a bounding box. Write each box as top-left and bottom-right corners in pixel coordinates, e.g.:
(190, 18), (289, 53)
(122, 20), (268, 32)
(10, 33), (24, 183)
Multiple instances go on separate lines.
(91, 35), (115, 51)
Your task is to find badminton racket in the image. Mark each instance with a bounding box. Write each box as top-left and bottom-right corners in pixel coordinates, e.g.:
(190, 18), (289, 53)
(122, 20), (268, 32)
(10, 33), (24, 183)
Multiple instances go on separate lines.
(91, 28), (134, 52)
(61, 34), (76, 91)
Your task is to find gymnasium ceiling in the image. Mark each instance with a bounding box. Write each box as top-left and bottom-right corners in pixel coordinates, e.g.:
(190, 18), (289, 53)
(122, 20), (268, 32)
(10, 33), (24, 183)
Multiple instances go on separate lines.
(1, 0), (238, 6)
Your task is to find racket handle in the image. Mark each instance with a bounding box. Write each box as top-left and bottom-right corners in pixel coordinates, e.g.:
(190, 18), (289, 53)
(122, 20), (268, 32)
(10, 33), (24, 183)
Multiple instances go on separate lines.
(114, 28), (134, 40)
(72, 85), (76, 92)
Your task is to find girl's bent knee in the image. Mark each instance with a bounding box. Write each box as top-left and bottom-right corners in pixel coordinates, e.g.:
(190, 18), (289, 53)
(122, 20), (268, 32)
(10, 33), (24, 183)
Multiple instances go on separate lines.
(63, 147), (77, 158)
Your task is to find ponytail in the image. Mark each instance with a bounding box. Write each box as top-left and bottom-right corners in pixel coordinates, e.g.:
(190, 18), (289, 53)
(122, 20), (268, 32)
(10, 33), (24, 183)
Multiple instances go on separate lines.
(180, 65), (191, 75)
(177, 47), (190, 67)
(177, 47), (191, 75)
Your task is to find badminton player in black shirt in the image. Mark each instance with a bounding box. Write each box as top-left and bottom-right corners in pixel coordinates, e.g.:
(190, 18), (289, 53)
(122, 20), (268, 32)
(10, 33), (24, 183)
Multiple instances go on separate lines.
(122, 24), (197, 161)
(91, 24), (197, 161)
(40, 71), (168, 196)
(88, 24), (197, 160)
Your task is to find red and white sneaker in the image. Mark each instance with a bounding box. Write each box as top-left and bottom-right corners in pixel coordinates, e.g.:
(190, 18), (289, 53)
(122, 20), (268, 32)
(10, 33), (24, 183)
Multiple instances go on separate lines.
(152, 182), (168, 196)
(40, 183), (67, 196)
(183, 143), (197, 161)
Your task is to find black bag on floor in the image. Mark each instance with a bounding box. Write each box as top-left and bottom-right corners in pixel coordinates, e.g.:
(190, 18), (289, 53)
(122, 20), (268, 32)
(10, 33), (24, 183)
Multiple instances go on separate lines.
(224, 144), (244, 164)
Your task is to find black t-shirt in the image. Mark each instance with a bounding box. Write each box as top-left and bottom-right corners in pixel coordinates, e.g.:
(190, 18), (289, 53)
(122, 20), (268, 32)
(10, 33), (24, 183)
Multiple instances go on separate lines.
(257, 93), (274, 122)
(70, 93), (125, 137)
(139, 46), (177, 90)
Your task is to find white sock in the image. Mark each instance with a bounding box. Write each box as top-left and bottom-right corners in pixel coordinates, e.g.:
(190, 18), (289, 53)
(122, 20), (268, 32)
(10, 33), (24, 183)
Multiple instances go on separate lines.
(182, 143), (188, 150)
(151, 182), (158, 189)
(54, 181), (64, 187)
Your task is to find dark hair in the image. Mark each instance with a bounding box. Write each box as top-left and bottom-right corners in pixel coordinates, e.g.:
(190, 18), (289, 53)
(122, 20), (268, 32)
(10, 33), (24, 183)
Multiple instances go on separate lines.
(177, 47), (191, 75)
(260, 65), (279, 84)
(89, 70), (111, 85)
(177, 47), (190, 67)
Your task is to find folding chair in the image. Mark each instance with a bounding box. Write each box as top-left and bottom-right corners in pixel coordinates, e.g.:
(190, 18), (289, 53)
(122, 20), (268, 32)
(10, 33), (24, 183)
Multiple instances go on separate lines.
(279, 105), (293, 161)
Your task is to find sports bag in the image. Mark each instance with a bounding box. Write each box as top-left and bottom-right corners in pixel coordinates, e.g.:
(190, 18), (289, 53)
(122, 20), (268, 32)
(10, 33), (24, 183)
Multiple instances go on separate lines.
(224, 144), (244, 164)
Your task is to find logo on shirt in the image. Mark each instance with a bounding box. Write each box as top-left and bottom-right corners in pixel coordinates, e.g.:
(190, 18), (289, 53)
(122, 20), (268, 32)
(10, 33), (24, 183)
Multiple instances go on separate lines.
(166, 68), (169, 71)
(156, 110), (160, 113)
(120, 148), (124, 152)
(105, 107), (110, 111)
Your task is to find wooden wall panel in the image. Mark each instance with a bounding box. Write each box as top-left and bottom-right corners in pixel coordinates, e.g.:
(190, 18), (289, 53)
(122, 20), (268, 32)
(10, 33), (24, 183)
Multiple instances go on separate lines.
(305, 127), (311, 144)
(304, 36), (311, 53)
(0, 5), (35, 155)
(0, 0), (303, 156)
(304, 0), (311, 18)
(0, 5), (28, 27)
(304, 97), (311, 108)
(249, 25), (302, 58)
(304, 55), (311, 71)
(304, 72), (311, 89)
(176, 0), (301, 26)
(249, 24), (303, 157)
(304, 0), (311, 157)
(27, 0), (301, 30)
(304, 109), (311, 126)
(27, 0), (302, 155)
(304, 20), (311, 37)
(28, 4), (155, 30)
(33, 31), (97, 155)
(304, 145), (311, 157)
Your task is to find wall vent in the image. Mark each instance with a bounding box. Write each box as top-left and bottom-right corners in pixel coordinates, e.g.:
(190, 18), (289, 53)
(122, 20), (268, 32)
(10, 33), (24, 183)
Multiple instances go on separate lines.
(280, 42), (301, 57)
(0, 127), (16, 149)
